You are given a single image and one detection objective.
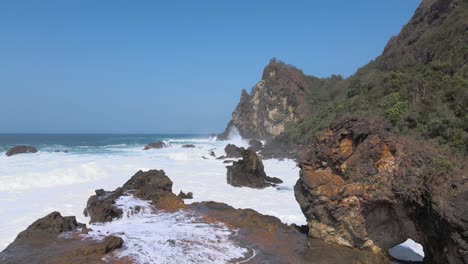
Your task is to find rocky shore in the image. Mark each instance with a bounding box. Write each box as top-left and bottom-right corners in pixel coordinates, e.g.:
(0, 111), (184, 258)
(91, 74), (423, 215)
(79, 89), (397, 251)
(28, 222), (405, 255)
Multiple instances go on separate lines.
(0, 169), (386, 263)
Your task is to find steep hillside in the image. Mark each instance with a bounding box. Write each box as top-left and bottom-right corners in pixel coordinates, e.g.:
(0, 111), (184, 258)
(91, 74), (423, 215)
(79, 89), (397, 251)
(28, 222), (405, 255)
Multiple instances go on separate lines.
(288, 0), (467, 153)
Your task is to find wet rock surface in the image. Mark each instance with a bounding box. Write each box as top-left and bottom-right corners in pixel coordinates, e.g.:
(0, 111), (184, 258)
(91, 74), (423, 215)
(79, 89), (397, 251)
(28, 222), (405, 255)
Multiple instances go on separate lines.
(1, 168), (390, 263)
(189, 201), (387, 264)
(0, 212), (123, 264)
(181, 144), (195, 148)
(5, 145), (38, 156)
(227, 149), (283, 188)
(224, 144), (245, 158)
(143, 141), (167, 150)
(294, 116), (468, 263)
(84, 169), (185, 223)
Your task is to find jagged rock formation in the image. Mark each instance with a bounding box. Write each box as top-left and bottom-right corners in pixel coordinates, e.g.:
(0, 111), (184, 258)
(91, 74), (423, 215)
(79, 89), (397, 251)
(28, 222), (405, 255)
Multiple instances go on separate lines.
(0, 212), (123, 264)
(224, 144), (246, 158)
(219, 58), (325, 140)
(5, 145), (37, 156)
(227, 148), (283, 188)
(143, 141), (167, 150)
(182, 144), (196, 148)
(84, 169), (185, 223)
(294, 116), (468, 263)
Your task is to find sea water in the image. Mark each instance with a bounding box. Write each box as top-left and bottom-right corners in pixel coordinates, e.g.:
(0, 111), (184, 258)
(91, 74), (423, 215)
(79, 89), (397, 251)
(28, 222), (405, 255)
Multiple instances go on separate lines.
(0, 133), (424, 262)
(0, 133), (305, 259)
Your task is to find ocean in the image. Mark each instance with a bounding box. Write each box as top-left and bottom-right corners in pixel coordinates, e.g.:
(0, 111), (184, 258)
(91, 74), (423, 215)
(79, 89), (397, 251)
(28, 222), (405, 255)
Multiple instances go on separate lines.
(0, 133), (305, 260)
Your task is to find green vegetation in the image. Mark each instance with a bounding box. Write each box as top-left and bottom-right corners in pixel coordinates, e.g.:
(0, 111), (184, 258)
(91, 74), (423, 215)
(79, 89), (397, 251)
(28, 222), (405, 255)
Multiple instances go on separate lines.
(288, 62), (468, 153)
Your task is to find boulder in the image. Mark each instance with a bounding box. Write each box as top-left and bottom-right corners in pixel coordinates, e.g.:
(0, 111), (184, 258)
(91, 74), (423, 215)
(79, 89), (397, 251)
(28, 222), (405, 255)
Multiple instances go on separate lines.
(5, 145), (37, 156)
(143, 141), (166, 150)
(224, 144), (245, 158)
(84, 169), (185, 223)
(248, 139), (263, 151)
(182, 144), (196, 148)
(294, 116), (468, 263)
(0, 212), (123, 264)
(226, 149), (283, 188)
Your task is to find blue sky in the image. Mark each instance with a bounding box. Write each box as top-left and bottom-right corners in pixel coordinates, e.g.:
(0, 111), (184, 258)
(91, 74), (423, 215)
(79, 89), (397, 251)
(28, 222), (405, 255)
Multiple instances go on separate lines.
(0, 0), (420, 133)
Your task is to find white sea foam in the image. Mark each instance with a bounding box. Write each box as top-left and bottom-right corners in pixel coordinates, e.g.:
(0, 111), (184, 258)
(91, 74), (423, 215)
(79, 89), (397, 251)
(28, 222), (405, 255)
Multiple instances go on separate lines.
(0, 137), (305, 253)
(389, 239), (425, 262)
(88, 195), (248, 263)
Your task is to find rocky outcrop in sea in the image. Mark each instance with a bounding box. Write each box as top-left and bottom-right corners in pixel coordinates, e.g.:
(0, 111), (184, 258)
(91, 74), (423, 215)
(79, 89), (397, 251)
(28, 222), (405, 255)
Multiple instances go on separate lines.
(5, 145), (38, 156)
(143, 141), (167, 150)
(226, 148), (283, 188)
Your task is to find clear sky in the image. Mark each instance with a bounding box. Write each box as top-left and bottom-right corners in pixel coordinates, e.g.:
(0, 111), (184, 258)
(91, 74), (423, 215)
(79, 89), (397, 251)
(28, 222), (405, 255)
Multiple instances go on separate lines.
(0, 0), (420, 134)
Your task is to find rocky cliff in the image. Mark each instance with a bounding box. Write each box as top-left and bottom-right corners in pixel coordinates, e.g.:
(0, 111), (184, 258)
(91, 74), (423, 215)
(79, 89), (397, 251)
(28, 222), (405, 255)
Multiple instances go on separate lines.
(219, 58), (324, 140)
(294, 116), (468, 263)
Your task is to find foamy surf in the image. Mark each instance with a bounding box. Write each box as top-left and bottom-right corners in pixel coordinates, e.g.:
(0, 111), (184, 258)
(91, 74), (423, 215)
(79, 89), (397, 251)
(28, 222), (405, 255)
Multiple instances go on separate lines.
(0, 135), (306, 252)
(87, 195), (250, 263)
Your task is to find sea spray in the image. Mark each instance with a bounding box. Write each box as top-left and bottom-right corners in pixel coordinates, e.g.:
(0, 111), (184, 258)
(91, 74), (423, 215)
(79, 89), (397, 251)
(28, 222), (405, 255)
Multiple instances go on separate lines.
(88, 195), (249, 263)
(0, 135), (305, 251)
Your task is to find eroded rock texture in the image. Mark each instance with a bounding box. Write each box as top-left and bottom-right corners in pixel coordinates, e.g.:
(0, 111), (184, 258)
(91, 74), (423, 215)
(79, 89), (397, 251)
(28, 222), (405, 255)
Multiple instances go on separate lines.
(227, 149), (283, 188)
(294, 116), (468, 263)
(219, 58), (321, 140)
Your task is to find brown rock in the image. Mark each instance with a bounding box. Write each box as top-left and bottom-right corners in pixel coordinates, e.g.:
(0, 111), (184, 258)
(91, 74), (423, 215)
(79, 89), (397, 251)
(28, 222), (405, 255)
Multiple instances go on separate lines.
(0, 212), (124, 264)
(5, 145), (38, 156)
(226, 149), (283, 188)
(224, 144), (245, 158)
(294, 116), (468, 263)
(84, 169), (185, 223)
(143, 141), (166, 150)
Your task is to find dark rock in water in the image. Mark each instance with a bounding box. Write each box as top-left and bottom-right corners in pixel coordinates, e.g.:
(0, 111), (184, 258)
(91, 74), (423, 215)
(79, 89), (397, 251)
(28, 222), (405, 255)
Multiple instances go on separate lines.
(54, 149), (68, 153)
(177, 191), (193, 199)
(143, 141), (167, 150)
(202, 156), (208, 159)
(182, 144), (196, 148)
(223, 160), (234, 164)
(224, 144), (246, 158)
(216, 155), (226, 159)
(93, 235), (124, 254)
(84, 169), (185, 223)
(226, 149), (282, 188)
(0, 212), (123, 264)
(83, 189), (124, 223)
(5, 145), (37, 156)
(210, 150), (216, 157)
(248, 139), (263, 151)
(294, 116), (468, 264)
